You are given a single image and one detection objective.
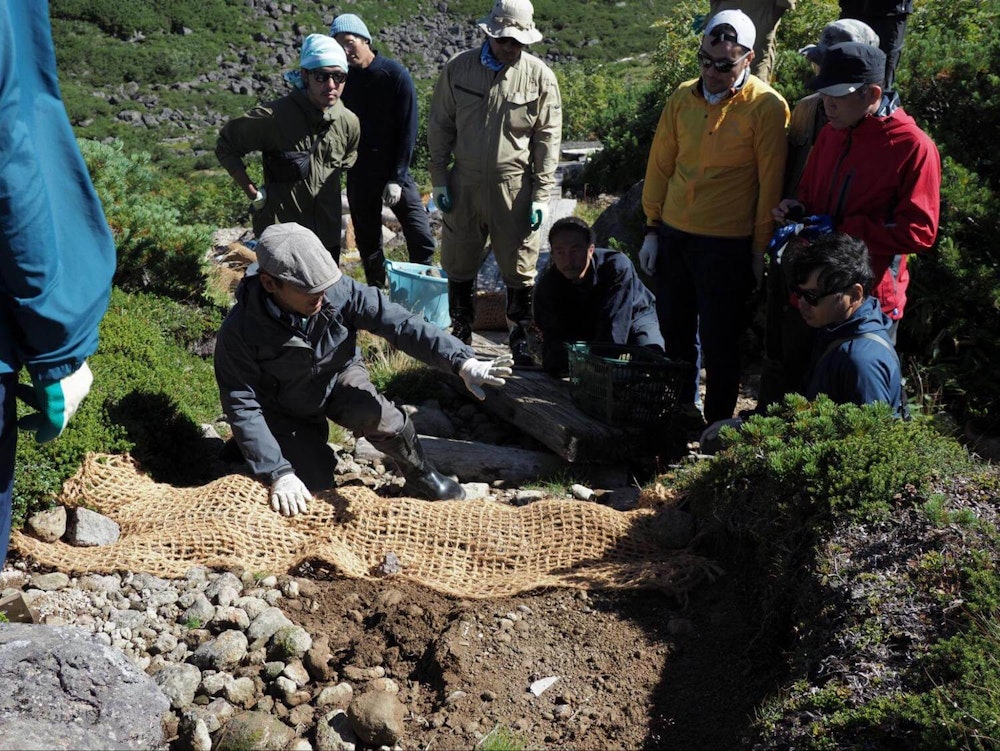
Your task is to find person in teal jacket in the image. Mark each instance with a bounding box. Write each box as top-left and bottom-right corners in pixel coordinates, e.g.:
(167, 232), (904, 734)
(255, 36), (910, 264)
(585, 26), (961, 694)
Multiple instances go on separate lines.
(0, 2), (117, 567)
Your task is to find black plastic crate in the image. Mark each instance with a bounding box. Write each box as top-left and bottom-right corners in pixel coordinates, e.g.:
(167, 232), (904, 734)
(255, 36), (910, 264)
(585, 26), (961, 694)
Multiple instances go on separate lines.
(567, 343), (695, 428)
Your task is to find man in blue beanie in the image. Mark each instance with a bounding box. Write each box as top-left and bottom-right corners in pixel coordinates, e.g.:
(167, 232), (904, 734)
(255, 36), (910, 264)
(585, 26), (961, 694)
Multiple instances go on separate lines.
(216, 35), (359, 263)
(330, 14), (436, 288)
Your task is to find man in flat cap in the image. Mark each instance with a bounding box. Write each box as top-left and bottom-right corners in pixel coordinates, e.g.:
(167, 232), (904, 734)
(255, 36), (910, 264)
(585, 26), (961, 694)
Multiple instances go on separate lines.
(770, 42), (940, 405)
(214, 222), (513, 514)
(216, 35), (359, 264)
(639, 9), (789, 426)
(330, 14), (436, 288)
(428, 0), (562, 366)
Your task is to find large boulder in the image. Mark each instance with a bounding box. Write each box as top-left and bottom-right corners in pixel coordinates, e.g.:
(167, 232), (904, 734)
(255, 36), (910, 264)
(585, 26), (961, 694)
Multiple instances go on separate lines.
(0, 624), (169, 750)
(592, 180), (645, 254)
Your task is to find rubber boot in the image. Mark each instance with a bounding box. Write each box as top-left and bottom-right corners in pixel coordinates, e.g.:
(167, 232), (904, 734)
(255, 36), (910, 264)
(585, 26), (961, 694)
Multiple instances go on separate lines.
(362, 251), (387, 289)
(506, 286), (536, 367)
(448, 279), (475, 345)
(371, 418), (466, 500)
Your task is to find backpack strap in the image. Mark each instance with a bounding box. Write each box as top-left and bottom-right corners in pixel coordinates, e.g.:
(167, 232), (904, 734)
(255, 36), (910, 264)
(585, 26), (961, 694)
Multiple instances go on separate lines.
(816, 332), (909, 419)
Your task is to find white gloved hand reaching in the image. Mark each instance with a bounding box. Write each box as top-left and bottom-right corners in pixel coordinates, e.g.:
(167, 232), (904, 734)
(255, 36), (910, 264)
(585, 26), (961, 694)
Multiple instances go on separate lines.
(382, 182), (402, 207)
(251, 187), (267, 211)
(638, 233), (659, 276)
(270, 473), (312, 517)
(458, 354), (514, 400)
(529, 201), (546, 232)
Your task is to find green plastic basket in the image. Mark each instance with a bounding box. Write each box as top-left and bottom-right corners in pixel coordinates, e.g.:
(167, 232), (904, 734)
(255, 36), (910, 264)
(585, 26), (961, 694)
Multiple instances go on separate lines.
(567, 343), (695, 428)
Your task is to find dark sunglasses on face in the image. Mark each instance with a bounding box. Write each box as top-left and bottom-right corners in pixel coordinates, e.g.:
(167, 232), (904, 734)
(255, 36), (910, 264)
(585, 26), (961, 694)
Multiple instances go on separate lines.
(494, 36), (523, 48)
(698, 48), (751, 72)
(310, 70), (347, 85)
(792, 286), (844, 307)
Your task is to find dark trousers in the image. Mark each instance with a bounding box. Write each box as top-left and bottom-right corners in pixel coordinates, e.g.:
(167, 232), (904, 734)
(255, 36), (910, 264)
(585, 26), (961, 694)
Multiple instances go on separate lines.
(347, 170), (435, 271)
(0, 373), (16, 568)
(653, 227), (754, 424)
(266, 360), (405, 492)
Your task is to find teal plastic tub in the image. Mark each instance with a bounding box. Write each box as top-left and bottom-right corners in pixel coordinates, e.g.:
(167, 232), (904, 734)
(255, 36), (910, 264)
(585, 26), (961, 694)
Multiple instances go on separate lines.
(384, 260), (451, 329)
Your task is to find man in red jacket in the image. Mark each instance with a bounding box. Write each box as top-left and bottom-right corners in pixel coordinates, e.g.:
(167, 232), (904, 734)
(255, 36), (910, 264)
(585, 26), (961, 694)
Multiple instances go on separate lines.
(774, 42), (940, 347)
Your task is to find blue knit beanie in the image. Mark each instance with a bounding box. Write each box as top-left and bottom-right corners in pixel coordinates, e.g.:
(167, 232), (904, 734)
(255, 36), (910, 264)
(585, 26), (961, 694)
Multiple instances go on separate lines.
(329, 14), (372, 42)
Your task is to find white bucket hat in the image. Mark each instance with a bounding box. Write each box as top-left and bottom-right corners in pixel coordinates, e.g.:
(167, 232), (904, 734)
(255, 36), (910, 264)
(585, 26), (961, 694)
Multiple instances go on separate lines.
(477, 0), (543, 46)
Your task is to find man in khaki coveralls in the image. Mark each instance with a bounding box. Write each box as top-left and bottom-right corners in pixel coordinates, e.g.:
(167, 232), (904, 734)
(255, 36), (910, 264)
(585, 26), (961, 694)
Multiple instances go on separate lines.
(428, 0), (562, 365)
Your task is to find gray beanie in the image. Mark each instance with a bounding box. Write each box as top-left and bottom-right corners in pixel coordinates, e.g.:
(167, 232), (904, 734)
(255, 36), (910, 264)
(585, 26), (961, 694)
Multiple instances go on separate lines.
(256, 223), (342, 293)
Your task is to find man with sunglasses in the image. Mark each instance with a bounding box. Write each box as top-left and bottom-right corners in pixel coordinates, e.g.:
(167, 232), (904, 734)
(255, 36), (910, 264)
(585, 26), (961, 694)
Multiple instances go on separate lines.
(330, 14), (436, 288)
(217, 35), (360, 264)
(639, 9), (789, 426)
(784, 232), (903, 414)
(428, 0), (562, 366)
(708, 0), (795, 83)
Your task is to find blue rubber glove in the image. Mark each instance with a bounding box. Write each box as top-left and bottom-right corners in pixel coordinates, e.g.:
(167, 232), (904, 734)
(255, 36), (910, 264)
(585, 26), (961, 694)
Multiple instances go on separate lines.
(529, 201), (546, 232)
(432, 186), (452, 213)
(801, 214), (834, 237)
(17, 361), (94, 443)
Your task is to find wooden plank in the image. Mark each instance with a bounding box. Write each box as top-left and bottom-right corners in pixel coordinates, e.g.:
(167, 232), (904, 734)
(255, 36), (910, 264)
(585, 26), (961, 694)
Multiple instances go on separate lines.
(447, 332), (637, 464)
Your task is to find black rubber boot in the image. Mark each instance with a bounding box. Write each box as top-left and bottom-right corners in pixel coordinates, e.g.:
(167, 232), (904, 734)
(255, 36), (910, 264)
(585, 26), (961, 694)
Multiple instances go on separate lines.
(506, 286), (536, 367)
(448, 279), (475, 345)
(372, 419), (466, 500)
(362, 251), (387, 288)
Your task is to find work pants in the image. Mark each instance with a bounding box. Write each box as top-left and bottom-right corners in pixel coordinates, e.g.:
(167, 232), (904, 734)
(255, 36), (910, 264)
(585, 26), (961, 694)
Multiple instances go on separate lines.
(347, 170), (435, 269)
(653, 227), (754, 425)
(0, 373), (15, 569)
(439, 169), (539, 289)
(265, 360), (405, 491)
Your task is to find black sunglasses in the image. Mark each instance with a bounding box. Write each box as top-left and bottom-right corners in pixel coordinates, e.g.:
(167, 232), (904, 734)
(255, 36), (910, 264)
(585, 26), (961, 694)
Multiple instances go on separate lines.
(310, 70), (347, 85)
(792, 286), (845, 306)
(494, 36), (523, 48)
(697, 49), (751, 72)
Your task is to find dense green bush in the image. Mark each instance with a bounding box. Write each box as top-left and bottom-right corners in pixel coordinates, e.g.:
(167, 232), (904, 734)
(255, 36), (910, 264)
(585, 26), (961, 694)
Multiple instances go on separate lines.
(13, 289), (224, 524)
(80, 139), (213, 299)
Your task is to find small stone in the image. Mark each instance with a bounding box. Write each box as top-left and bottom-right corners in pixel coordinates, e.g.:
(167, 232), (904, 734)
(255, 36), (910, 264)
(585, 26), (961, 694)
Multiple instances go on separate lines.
(570, 483), (594, 501)
(347, 691), (406, 747)
(28, 572), (70, 591)
(25, 506), (67, 542)
(316, 682), (353, 708)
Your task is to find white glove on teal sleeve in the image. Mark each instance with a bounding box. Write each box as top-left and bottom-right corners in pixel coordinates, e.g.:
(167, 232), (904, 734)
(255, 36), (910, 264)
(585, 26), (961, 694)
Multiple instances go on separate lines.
(17, 361), (94, 443)
(382, 182), (403, 207)
(432, 186), (452, 213)
(270, 473), (312, 516)
(458, 354), (514, 400)
(251, 187), (267, 211)
(529, 201), (546, 232)
(638, 234), (659, 276)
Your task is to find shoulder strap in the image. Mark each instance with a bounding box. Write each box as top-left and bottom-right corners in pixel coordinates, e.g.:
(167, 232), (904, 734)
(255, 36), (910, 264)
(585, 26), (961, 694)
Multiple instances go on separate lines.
(816, 332), (909, 418)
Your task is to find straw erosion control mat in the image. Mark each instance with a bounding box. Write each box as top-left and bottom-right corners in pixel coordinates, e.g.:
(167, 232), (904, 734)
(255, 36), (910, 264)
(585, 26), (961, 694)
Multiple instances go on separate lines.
(15, 454), (750, 748)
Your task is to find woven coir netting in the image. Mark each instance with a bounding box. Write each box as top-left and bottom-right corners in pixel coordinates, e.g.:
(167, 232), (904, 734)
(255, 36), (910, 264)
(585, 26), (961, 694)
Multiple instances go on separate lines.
(12, 454), (716, 600)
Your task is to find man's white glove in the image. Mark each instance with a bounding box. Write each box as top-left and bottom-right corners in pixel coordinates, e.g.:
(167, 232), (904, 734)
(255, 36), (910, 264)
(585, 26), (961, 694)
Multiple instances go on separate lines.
(458, 354), (514, 400)
(432, 186), (452, 213)
(270, 473), (312, 517)
(529, 201), (546, 232)
(17, 361), (93, 443)
(251, 188), (267, 211)
(638, 234), (659, 276)
(382, 182), (402, 207)
(751, 251), (765, 289)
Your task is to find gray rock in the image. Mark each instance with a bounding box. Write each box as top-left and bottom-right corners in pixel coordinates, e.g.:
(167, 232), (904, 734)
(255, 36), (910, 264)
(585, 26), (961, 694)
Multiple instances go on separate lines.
(77, 573), (122, 593)
(316, 682), (353, 709)
(247, 607), (293, 646)
(29, 572), (70, 591)
(514, 489), (547, 505)
(154, 662), (203, 709)
(213, 710), (295, 751)
(347, 690), (406, 747)
(0, 624), (168, 750)
(192, 629), (249, 671)
(25, 506), (67, 542)
(593, 180), (645, 253)
(183, 593), (216, 626)
(315, 709), (359, 751)
(223, 676), (257, 708)
(210, 605), (251, 632)
(204, 572), (243, 604)
(269, 624), (312, 659)
(65, 507), (121, 546)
